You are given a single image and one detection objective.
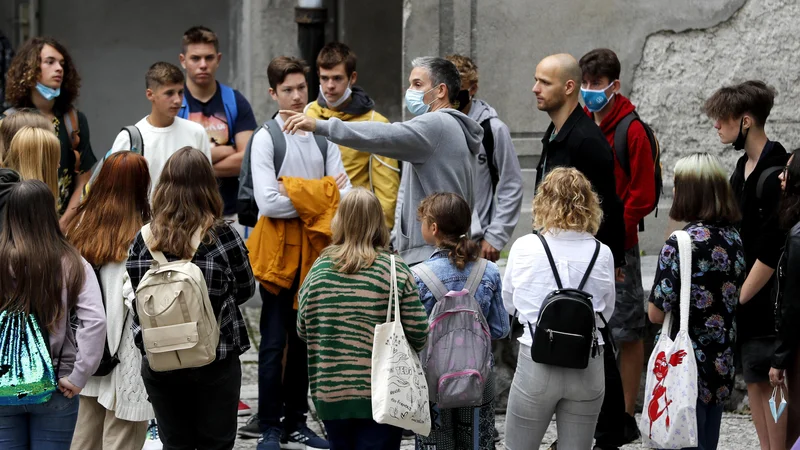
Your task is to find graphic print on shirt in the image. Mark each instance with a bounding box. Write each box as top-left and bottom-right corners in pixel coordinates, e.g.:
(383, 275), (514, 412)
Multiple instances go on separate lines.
(647, 349), (687, 438)
(188, 111), (229, 146)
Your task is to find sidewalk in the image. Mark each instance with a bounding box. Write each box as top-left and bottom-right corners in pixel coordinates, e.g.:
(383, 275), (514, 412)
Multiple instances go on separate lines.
(233, 272), (759, 449)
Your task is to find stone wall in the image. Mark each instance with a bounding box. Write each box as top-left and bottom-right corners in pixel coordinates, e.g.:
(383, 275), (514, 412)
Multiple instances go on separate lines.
(631, 0), (800, 179)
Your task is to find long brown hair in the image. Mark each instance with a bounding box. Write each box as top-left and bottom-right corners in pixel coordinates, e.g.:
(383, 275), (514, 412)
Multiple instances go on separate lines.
(322, 188), (389, 274)
(150, 147), (223, 258)
(0, 180), (85, 331)
(5, 37), (81, 112)
(66, 152), (151, 266)
(417, 192), (479, 270)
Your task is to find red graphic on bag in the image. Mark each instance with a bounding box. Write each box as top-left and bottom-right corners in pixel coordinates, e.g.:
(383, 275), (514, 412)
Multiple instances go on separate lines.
(647, 349), (687, 438)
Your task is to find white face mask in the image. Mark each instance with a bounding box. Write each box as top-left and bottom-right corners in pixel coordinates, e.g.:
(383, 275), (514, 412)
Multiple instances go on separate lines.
(320, 82), (352, 108)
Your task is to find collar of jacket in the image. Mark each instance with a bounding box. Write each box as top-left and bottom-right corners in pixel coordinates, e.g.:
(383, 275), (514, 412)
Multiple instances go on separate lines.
(541, 104), (585, 145)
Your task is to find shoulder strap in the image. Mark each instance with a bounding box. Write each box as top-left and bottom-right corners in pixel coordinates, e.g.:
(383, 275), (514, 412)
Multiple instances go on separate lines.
(613, 112), (637, 176)
(140, 224), (203, 266)
(264, 119), (287, 176)
(313, 134), (328, 175)
(480, 118), (497, 192)
(577, 239), (602, 291)
(178, 95), (189, 120)
(464, 258), (488, 297)
(672, 230), (693, 334)
(220, 84), (238, 141)
(757, 166), (783, 201)
(410, 262), (449, 302)
(122, 125), (144, 155)
(535, 233), (563, 290)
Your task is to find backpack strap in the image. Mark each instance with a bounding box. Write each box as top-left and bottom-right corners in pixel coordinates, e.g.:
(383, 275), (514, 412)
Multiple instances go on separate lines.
(313, 135), (329, 176)
(122, 125), (144, 155)
(219, 84), (239, 142)
(178, 95), (189, 120)
(480, 118), (497, 193)
(757, 166), (783, 201)
(411, 262), (449, 302)
(613, 112), (637, 176)
(577, 240), (602, 291)
(264, 120), (287, 176)
(140, 224), (204, 266)
(464, 258), (489, 297)
(535, 233), (563, 290)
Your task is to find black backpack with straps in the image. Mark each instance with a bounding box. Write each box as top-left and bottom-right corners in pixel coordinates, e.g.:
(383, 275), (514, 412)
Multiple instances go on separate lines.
(529, 233), (606, 369)
(614, 111), (663, 230)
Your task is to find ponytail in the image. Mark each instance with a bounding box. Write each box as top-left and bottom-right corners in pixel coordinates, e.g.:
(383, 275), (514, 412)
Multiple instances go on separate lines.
(442, 233), (480, 270)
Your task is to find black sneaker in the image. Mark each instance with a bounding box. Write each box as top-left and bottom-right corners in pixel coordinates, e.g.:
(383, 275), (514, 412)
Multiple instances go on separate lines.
(494, 426), (501, 443)
(238, 414), (261, 439)
(547, 440), (557, 450)
(281, 423), (330, 449)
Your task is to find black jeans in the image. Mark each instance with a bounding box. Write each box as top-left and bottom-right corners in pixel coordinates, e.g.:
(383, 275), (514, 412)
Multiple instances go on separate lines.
(258, 284), (309, 431)
(141, 355), (241, 450)
(323, 418), (402, 450)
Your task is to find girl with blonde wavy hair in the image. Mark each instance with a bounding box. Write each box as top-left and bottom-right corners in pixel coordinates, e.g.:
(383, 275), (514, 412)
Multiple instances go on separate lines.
(503, 167), (616, 449)
(297, 188), (429, 449)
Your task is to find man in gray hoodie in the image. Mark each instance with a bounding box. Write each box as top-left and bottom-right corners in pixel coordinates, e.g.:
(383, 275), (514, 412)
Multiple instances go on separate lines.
(447, 54), (523, 261)
(282, 56), (483, 265)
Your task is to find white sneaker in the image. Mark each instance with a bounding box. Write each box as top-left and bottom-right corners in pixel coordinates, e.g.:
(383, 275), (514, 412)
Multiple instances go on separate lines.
(141, 419), (163, 450)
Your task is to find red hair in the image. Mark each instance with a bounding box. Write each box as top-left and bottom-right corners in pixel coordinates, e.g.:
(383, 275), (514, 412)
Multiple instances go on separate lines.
(66, 152), (151, 265)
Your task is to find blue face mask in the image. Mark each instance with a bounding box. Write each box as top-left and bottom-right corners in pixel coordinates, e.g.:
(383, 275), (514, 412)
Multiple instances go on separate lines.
(36, 82), (61, 101)
(770, 385), (787, 423)
(405, 87), (436, 116)
(580, 83), (615, 113)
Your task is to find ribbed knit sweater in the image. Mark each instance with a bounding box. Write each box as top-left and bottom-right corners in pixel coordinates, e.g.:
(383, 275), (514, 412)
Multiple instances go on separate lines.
(297, 252), (429, 420)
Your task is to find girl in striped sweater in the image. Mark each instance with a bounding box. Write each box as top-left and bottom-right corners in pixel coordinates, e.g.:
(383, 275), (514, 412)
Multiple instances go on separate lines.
(297, 188), (429, 450)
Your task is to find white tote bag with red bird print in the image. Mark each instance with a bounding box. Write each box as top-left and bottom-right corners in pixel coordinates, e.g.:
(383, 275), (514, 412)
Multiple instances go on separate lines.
(640, 230), (698, 448)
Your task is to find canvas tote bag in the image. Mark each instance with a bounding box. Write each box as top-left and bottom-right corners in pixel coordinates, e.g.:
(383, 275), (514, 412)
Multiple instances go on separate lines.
(640, 230), (698, 448)
(371, 255), (431, 436)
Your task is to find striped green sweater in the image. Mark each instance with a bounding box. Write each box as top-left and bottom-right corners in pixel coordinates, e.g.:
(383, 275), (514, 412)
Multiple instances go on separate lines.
(297, 252), (429, 420)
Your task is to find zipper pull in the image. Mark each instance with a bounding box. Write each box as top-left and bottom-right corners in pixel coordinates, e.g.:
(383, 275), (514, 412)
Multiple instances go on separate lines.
(548, 329), (554, 342)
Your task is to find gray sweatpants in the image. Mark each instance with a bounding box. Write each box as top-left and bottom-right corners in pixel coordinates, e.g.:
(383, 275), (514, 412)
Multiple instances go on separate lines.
(504, 344), (605, 450)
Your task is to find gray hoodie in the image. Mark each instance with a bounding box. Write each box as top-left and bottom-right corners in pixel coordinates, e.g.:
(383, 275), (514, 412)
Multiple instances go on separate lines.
(315, 108), (483, 264)
(468, 99), (523, 250)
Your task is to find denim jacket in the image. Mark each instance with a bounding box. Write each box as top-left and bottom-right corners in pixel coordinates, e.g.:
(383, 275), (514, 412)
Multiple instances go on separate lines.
(413, 250), (510, 340)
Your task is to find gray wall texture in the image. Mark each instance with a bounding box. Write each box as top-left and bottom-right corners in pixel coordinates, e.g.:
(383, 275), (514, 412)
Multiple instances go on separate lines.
(631, 0), (800, 179)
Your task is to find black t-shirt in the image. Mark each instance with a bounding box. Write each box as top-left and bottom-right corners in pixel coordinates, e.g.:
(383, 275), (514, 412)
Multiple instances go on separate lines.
(53, 108), (97, 214)
(183, 82), (257, 215)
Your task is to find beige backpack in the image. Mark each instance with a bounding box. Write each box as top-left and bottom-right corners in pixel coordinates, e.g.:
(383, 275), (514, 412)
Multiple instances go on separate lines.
(136, 224), (220, 372)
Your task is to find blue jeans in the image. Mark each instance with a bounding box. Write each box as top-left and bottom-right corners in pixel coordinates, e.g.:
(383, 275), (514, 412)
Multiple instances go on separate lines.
(323, 419), (402, 450)
(0, 394), (80, 450)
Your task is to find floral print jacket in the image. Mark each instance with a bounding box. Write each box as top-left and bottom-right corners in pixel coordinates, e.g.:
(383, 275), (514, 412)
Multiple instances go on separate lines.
(649, 222), (745, 405)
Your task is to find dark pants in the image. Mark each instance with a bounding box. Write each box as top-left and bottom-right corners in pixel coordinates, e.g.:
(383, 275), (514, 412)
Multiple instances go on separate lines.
(323, 419), (402, 450)
(141, 356), (241, 450)
(258, 284), (309, 431)
(594, 326), (633, 449)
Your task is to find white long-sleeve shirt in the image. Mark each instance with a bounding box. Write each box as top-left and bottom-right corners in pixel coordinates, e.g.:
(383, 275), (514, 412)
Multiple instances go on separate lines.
(251, 115), (350, 219)
(109, 116), (211, 198)
(502, 230), (616, 347)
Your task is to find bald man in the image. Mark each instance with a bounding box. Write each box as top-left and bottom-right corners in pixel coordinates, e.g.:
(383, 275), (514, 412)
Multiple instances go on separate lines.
(532, 53), (625, 266)
(528, 54), (633, 450)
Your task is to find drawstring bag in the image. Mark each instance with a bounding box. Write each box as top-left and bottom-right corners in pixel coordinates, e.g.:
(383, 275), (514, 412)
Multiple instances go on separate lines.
(640, 230), (698, 448)
(0, 310), (60, 405)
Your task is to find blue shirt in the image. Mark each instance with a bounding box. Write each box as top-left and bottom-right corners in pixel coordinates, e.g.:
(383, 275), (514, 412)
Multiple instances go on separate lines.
(413, 250), (510, 340)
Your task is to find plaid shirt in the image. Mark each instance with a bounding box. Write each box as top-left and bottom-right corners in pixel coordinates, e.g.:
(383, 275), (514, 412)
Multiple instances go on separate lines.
(126, 222), (255, 361)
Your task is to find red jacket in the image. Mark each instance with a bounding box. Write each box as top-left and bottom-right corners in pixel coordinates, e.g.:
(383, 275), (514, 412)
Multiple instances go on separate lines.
(585, 95), (655, 250)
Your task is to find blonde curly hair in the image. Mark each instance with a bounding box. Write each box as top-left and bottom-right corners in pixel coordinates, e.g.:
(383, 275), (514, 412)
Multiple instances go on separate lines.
(533, 167), (602, 235)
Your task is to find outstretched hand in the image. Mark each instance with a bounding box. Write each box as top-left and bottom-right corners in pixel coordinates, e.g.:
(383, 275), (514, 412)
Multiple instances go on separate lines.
(280, 110), (317, 134)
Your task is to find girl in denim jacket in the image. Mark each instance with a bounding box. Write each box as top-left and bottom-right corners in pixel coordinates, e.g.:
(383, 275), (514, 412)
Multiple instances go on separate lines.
(412, 192), (509, 450)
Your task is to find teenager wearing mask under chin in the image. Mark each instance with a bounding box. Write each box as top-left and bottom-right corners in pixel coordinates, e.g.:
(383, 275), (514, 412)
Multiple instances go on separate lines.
(703, 80), (789, 450)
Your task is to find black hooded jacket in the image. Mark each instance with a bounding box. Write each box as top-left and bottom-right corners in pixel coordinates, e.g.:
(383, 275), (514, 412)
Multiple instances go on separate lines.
(773, 222), (800, 369)
(730, 141), (789, 341)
